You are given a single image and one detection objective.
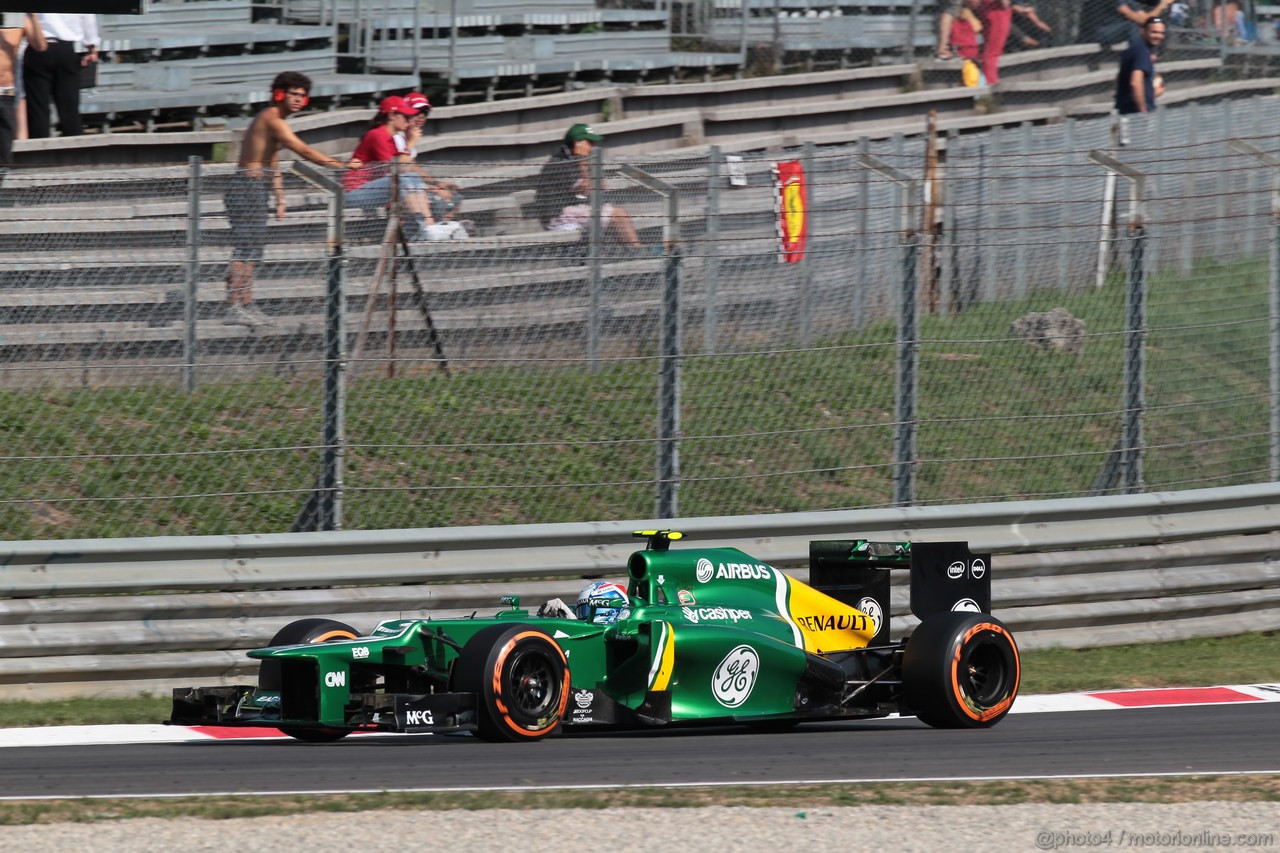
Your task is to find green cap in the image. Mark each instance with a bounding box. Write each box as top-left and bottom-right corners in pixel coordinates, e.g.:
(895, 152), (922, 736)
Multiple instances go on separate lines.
(565, 123), (604, 143)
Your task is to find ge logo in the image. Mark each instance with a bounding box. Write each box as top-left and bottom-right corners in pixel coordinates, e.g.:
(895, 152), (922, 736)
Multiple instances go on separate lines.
(856, 597), (883, 635)
(696, 558), (714, 583)
(712, 645), (760, 708)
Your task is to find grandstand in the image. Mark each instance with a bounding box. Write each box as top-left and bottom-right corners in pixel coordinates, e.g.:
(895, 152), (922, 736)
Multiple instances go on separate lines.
(80, 0), (745, 131)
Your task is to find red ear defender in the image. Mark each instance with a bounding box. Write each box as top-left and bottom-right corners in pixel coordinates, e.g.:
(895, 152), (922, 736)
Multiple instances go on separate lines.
(272, 90), (310, 107)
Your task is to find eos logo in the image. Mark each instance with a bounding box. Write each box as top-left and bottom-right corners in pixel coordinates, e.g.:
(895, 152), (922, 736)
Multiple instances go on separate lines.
(970, 559), (987, 579)
(857, 597), (883, 635)
(712, 645), (760, 708)
(405, 710), (434, 726)
(323, 671), (346, 687)
(947, 561), (965, 580)
(351, 646), (370, 659)
(952, 598), (981, 613)
(695, 558), (715, 583)
(574, 690), (593, 710)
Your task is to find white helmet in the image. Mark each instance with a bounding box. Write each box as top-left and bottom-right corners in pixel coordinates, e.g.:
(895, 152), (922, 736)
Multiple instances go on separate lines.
(575, 580), (630, 624)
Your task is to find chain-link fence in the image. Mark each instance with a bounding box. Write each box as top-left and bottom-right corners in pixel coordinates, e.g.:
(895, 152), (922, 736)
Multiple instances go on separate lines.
(2, 96), (1278, 539)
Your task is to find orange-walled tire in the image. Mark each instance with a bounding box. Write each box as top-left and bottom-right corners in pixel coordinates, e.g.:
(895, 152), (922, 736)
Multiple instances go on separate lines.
(902, 612), (1020, 729)
(257, 618), (361, 743)
(451, 624), (570, 742)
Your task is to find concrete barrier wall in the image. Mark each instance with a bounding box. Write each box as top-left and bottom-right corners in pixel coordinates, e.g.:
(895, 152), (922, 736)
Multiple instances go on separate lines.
(1, 482), (1277, 699)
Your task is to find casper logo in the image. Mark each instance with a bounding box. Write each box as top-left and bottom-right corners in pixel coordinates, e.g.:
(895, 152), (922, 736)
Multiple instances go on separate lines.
(324, 671), (346, 688)
(682, 606), (753, 624)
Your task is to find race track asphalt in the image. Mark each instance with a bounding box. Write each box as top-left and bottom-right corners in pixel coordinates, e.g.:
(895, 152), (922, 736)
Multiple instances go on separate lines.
(2, 703), (1277, 799)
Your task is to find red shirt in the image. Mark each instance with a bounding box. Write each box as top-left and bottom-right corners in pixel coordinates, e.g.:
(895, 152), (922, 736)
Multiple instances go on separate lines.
(343, 127), (398, 191)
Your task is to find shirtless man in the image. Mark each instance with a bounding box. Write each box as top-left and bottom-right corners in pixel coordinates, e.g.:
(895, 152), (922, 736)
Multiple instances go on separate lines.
(0, 13), (45, 188)
(224, 70), (354, 328)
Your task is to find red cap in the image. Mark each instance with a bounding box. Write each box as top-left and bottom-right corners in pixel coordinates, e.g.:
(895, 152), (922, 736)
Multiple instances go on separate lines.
(404, 92), (432, 113)
(378, 96), (416, 116)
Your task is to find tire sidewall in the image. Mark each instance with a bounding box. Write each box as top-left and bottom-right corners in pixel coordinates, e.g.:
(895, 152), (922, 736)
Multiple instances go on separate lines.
(454, 624), (570, 741)
(903, 612), (1020, 728)
(258, 618), (360, 691)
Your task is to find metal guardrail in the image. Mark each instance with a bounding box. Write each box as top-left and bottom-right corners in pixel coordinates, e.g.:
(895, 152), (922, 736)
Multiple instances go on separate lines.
(2, 482), (1278, 699)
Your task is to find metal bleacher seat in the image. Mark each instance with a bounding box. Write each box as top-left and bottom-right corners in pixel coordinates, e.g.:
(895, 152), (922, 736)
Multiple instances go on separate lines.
(84, 0), (417, 131)
(271, 0), (740, 100)
(707, 0), (938, 56)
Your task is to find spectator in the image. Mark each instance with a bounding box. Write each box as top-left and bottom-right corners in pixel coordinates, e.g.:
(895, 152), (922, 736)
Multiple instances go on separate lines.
(936, 0), (984, 60)
(23, 13), (96, 139)
(977, 0), (1014, 85)
(1086, 0), (1172, 47)
(1212, 1), (1240, 40)
(344, 95), (468, 242)
(395, 92), (472, 235)
(0, 13), (45, 188)
(533, 122), (642, 250)
(15, 41), (25, 140)
(1115, 16), (1166, 114)
(224, 71), (354, 328)
(1008, 3), (1053, 50)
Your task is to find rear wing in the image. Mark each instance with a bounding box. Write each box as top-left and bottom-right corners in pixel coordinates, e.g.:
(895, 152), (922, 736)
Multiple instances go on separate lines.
(808, 540), (992, 645)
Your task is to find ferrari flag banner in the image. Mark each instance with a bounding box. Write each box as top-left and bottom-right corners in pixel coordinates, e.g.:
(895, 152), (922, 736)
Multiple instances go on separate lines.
(773, 160), (808, 264)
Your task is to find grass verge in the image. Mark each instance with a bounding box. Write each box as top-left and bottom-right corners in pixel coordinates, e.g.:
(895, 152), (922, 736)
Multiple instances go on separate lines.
(1, 776), (1278, 825)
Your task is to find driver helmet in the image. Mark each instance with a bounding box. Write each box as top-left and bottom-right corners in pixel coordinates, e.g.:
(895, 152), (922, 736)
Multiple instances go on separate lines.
(575, 580), (630, 624)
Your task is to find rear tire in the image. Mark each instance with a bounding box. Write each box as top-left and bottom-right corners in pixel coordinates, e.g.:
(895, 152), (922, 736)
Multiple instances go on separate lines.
(902, 612), (1020, 729)
(451, 624), (570, 742)
(258, 618), (361, 743)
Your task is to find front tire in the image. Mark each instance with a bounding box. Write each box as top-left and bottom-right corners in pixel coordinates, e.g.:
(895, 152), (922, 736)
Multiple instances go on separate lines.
(902, 612), (1020, 728)
(451, 624), (570, 742)
(258, 618), (361, 743)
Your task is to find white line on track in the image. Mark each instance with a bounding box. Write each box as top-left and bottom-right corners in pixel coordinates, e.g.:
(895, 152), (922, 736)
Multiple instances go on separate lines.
(1, 770), (1278, 802)
(0, 683), (1276, 750)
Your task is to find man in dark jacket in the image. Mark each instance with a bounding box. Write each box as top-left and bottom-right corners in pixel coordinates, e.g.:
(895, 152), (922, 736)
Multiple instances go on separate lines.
(533, 123), (642, 249)
(1115, 16), (1166, 114)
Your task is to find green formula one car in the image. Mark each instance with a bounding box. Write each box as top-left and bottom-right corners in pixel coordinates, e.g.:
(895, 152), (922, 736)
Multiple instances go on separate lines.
(170, 531), (1021, 742)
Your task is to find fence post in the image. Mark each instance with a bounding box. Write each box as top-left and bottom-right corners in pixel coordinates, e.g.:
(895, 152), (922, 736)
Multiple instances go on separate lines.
(858, 152), (920, 506)
(291, 162), (348, 531)
(799, 141), (815, 346)
(587, 146), (603, 370)
(620, 164), (681, 518)
(183, 156), (202, 393)
(1015, 121), (1031, 299)
(1090, 150), (1148, 494)
(704, 145), (723, 354)
(854, 137), (870, 330)
(904, 0), (922, 64)
(1227, 139), (1280, 482)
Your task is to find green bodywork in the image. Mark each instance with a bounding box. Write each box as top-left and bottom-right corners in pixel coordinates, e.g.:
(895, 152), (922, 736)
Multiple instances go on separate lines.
(242, 542), (871, 728)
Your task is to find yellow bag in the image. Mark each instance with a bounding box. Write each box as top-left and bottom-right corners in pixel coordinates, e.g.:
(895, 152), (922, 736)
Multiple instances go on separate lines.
(961, 59), (984, 87)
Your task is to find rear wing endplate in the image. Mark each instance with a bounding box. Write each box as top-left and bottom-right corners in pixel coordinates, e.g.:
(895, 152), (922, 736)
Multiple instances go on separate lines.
(809, 540), (992, 643)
